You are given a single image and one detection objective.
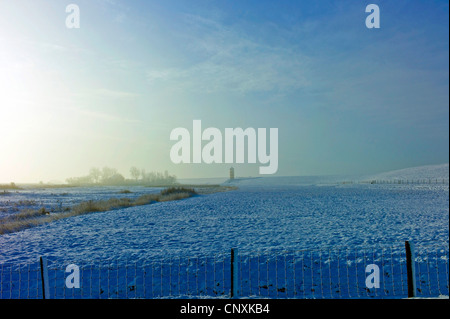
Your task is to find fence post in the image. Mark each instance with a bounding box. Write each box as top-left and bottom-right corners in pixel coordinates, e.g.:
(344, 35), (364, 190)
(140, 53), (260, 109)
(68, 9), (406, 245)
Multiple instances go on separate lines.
(231, 248), (239, 298)
(40, 256), (50, 299)
(405, 241), (417, 298)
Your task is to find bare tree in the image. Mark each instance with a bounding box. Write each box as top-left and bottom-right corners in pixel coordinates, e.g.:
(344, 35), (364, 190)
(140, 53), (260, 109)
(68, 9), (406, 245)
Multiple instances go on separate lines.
(101, 167), (118, 183)
(89, 167), (101, 184)
(130, 166), (140, 182)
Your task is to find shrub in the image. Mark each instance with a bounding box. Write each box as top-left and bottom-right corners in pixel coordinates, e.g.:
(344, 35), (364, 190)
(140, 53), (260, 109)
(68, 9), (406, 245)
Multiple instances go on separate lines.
(160, 187), (197, 196)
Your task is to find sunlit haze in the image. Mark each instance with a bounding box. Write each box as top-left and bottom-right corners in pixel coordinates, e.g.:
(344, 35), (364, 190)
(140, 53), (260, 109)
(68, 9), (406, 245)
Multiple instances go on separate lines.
(0, 0), (448, 183)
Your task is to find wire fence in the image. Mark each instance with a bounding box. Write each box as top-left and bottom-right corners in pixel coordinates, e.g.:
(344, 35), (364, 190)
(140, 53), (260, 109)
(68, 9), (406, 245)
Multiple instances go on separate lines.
(1, 242), (448, 299)
(360, 179), (449, 185)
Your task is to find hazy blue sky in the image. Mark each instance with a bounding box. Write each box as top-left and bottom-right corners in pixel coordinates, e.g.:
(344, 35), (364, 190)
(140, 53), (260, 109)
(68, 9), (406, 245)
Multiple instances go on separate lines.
(0, 0), (448, 182)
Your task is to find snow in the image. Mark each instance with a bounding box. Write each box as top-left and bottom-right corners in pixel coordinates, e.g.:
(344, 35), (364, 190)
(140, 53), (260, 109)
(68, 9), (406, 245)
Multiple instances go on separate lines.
(0, 186), (162, 219)
(407, 295), (449, 299)
(362, 163), (449, 182)
(1, 184), (447, 265)
(0, 164), (448, 299)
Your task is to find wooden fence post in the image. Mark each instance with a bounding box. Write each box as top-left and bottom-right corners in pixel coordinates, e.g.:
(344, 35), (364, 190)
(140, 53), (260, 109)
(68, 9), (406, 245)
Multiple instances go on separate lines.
(405, 241), (417, 298)
(40, 256), (50, 299)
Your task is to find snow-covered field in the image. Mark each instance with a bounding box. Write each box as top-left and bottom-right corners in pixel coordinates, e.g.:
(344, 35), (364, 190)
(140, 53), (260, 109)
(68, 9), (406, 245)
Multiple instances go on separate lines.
(0, 164), (448, 299)
(363, 163), (449, 182)
(0, 186), (163, 220)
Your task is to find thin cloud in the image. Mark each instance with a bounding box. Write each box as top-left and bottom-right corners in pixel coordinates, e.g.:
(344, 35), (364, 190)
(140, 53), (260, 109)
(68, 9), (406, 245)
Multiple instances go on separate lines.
(95, 88), (140, 99)
(146, 14), (312, 94)
(78, 109), (141, 124)
(61, 105), (141, 125)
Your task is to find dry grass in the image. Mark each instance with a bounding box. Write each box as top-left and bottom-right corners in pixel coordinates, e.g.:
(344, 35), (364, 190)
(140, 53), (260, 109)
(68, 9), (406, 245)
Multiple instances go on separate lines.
(133, 194), (159, 206)
(158, 192), (192, 202)
(0, 187), (200, 235)
(0, 183), (22, 190)
(0, 217), (53, 234)
(160, 187), (197, 196)
(8, 207), (49, 220)
(195, 186), (238, 195)
(14, 200), (38, 207)
(0, 207), (50, 234)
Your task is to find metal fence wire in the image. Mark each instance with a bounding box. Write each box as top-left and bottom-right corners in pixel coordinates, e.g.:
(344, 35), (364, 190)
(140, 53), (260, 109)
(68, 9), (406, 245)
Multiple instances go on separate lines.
(1, 243), (448, 299)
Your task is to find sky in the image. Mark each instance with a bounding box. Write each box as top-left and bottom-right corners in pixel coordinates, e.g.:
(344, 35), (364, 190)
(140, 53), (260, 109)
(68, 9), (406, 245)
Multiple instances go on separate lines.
(0, 0), (448, 183)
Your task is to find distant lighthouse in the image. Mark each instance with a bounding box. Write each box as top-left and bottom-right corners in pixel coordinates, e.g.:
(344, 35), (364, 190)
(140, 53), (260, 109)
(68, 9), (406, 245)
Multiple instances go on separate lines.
(229, 167), (235, 180)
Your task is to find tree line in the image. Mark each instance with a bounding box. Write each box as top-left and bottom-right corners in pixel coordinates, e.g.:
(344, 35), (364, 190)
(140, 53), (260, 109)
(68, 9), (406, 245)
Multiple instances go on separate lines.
(66, 167), (177, 186)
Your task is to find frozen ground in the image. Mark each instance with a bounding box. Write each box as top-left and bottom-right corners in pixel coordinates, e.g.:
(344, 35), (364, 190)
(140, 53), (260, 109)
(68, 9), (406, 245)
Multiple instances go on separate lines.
(0, 186), (163, 219)
(1, 182), (448, 264)
(363, 163), (449, 182)
(0, 164), (448, 298)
